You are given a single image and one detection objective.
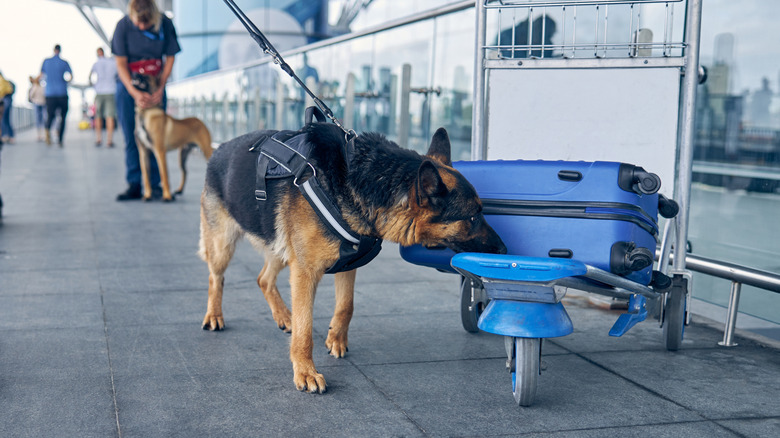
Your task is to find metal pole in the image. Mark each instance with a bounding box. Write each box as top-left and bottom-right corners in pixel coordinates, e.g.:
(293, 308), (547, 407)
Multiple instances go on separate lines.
(471, 1), (487, 161)
(275, 81), (285, 130)
(673, 0), (703, 271)
(254, 88), (262, 129)
(718, 281), (742, 347)
(398, 64), (412, 149)
(344, 73), (356, 130)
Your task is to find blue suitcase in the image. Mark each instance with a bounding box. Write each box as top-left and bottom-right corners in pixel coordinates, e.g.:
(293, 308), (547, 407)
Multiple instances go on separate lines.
(400, 160), (675, 285)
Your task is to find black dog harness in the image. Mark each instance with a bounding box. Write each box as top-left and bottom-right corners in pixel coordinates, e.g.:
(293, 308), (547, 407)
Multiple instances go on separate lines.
(250, 125), (382, 274)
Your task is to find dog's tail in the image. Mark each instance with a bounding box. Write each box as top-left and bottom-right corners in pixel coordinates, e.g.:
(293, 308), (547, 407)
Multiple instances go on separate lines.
(197, 124), (214, 159)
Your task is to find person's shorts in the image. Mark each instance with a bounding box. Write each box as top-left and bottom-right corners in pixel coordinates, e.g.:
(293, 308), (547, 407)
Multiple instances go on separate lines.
(94, 94), (116, 119)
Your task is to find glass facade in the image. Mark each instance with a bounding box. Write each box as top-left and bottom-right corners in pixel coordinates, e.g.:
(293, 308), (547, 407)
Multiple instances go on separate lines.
(172, 0), (329, 79)
(689, 1), (780, 323)
(167, 1), (780, 325)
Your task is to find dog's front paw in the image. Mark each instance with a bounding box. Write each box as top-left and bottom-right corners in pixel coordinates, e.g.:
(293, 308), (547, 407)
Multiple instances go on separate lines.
(272, 308), (293, 333)
(202, 313), (224, 331)
(325, 330), (349, 358)
(293, 366), (327, 394)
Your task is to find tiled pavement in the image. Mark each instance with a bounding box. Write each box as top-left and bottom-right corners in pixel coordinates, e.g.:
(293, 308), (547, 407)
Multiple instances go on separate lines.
(0, 126), (778, 437)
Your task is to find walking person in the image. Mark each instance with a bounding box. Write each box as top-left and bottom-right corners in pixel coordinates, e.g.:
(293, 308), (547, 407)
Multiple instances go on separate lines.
(0, 71), (11, 219)
(28, 76), (47, 141)
(40, 44), (73, 147)
(1, 79), (14, 144)
(111, 0), (181, 201)
(89, 47), (118, 147)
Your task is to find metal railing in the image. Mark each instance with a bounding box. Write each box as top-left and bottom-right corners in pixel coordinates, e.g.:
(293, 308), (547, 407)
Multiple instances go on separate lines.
(659, 250), (780, 347)
(483, 0), (686, 60)
(4, 106), (36, 134)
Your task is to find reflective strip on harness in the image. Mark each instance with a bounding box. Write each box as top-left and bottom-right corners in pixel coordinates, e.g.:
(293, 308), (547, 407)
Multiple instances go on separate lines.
(300, 179), (360, 245)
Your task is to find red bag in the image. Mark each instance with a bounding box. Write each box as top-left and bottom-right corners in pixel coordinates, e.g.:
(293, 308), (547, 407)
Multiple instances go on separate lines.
(128, 59), (162, 76)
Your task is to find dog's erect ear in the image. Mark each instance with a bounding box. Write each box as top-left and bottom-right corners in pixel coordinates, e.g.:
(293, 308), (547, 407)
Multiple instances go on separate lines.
(416, 160), (447, 207)
(426, 127), (452, 166)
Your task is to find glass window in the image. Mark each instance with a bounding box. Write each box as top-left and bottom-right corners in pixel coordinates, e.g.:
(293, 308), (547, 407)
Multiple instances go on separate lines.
(372, 21), (434, 153)
(430, 10), (475, 161)
(344, 0), (455, 31)
(691, 0), (780, 323)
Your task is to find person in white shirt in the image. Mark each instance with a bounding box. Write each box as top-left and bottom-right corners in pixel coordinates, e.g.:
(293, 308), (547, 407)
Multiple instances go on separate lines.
(89, 47), (118, 147)
(28, 75), (47, 141)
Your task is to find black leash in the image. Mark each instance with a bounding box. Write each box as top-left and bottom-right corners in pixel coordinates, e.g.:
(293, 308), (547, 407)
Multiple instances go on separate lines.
(222, 0), (356, 143)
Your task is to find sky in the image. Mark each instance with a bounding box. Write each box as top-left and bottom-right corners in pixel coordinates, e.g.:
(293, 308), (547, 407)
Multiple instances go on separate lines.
(0, 0), (123, 106)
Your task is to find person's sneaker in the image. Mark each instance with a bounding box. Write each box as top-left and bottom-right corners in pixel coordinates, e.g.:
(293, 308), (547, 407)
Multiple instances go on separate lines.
(116, 185), (142, 201)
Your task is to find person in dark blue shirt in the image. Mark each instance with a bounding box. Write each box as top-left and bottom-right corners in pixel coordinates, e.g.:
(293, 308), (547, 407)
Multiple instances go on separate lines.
(40, 44), (73, 146)
(111, 0), (181, 201)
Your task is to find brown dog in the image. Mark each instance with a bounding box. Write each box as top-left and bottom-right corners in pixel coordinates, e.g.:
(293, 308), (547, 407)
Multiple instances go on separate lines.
(199, 123), (506, 393)
(134, 78), (213, 202)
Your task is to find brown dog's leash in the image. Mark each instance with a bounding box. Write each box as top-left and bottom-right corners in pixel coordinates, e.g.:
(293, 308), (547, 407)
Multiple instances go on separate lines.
(222, 0), (357, 148)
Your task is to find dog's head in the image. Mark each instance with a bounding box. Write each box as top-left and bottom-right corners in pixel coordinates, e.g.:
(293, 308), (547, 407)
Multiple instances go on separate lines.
(131, 73), (160, 95)
(411, 128), (507, 255)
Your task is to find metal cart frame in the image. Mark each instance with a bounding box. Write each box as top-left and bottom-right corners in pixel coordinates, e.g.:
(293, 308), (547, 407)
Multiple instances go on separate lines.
(461, 0), (704, 406)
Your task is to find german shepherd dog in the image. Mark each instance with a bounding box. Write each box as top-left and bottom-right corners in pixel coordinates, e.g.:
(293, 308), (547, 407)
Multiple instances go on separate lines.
(199, 123), (506, 393)
(134, 75), (213, 202)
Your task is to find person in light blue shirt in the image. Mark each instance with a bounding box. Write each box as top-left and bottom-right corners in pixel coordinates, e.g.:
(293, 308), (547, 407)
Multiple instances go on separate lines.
(39, 44), (72, 146)
(89, 47), (118, 147)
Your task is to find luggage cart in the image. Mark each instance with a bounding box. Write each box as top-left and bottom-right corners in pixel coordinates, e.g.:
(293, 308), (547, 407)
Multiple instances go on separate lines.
(401, 0), (703, 406)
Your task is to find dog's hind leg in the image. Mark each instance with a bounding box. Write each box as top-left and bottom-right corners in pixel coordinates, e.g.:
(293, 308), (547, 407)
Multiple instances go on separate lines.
(199, 194), (241, 331)
(152, 140), (175, 202)
(326, 269), (356, 358)
(175, 145), (193, 195)
(256, 253), (292, 332)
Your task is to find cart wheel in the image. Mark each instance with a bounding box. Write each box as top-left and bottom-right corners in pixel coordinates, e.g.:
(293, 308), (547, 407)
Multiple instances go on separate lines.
(511, 337), (541, 407)
(460, 277), (487, 333)
(663, 276), (687, 351)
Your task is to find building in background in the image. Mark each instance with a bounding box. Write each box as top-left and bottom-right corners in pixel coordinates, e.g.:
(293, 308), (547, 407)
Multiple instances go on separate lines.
(173, 0), (330, 79)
